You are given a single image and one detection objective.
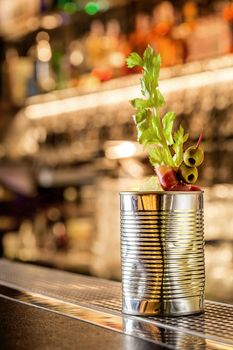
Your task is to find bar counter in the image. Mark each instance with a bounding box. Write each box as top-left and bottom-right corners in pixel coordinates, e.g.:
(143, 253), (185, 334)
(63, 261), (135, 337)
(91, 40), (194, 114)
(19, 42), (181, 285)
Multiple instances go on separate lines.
(0, 259), (232, 350)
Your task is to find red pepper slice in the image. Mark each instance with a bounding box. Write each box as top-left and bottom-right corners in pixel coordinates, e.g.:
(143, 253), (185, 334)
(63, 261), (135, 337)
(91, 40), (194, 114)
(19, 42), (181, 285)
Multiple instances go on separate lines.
(155, 166), (201, 191)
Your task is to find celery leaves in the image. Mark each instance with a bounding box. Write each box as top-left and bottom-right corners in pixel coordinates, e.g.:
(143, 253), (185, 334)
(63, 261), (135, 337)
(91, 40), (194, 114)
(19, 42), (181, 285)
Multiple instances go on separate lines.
(127, 46), (189, 168)
(173, 126), (189, 167)
(126, 53), (143, 68)
(162, 112), (176, 146)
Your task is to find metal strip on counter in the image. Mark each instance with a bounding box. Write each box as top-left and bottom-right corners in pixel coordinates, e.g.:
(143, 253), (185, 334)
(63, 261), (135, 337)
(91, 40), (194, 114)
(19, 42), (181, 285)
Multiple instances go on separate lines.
(0, 259), (232, 350)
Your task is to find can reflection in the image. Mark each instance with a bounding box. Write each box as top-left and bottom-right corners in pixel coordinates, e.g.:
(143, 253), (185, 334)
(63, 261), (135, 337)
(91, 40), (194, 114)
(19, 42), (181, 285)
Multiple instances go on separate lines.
(123, 316), (207, 350)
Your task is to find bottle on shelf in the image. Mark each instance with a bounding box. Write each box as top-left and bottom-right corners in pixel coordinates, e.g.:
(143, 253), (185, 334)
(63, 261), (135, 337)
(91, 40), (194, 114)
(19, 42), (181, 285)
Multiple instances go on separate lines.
(129, 13), (151, 56)
(183, 1), (232, 61)
(149, 1), (184, 66)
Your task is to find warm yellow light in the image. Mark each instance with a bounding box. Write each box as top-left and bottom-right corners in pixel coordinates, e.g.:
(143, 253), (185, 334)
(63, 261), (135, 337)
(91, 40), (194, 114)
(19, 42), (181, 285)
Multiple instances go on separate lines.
(108, 52), (125, 68)
(36, 31), (50, 42)
(53, 222), (66, 236)
(37, 40), (52, 62)
(25, 85), (140, 119)
(206, 340), (233, 350)
(105, 141), (137, 159)
(47, 207), (61, 221)
(70, 50), (84, 66)
(41, 14), (62, 30)
(24, 65), (233, 120)
(63, 187), (78, 201)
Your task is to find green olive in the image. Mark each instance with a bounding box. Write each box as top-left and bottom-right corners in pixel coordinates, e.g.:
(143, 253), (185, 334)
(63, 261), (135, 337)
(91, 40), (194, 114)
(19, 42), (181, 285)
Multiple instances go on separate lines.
(179, 163), (198, 184)
(183, 146), (204, 167)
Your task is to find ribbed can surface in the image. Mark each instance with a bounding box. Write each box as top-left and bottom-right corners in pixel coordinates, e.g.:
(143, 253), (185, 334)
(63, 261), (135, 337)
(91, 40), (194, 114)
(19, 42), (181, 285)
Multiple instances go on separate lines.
(120, 191), (205, 316)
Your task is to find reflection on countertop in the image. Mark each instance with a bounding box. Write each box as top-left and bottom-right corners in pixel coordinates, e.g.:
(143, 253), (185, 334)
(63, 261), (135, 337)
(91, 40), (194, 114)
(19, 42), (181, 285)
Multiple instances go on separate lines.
(0, 259), (233, 350)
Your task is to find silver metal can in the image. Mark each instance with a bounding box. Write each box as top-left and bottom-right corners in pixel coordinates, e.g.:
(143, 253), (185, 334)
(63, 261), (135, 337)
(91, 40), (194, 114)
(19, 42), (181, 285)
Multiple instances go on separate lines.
(120, 191), (205, 316)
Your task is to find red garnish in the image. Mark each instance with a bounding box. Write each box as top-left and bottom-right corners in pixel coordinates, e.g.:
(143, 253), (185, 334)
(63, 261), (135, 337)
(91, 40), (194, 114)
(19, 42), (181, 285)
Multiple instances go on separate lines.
(196, 131), (203, 149)
(155, 166), (201, 192)
(170, 183), (201, 191)
(155, 166), (178, 191)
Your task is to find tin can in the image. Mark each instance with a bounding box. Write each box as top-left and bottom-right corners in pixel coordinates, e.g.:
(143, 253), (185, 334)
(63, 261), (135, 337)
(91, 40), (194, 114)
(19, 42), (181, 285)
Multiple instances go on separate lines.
(120, 191), (205, 316)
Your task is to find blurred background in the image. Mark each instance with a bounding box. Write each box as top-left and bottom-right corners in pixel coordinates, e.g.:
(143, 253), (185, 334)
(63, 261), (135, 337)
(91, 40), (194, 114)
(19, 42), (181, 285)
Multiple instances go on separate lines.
(0, 0), (233, 303)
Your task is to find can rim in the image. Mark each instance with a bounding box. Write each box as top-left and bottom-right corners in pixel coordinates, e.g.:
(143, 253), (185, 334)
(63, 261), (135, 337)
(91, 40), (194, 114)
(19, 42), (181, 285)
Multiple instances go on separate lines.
(119, 190), (204, 195)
